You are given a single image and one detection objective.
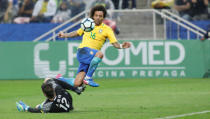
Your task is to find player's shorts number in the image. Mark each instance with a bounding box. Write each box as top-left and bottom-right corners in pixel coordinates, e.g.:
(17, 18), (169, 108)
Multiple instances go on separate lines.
(60, 97), (70, 111)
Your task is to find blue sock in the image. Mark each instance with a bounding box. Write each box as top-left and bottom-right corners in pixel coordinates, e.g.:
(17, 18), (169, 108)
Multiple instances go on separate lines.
(57, 77), (75, 86)
(86, 57), (102, 78)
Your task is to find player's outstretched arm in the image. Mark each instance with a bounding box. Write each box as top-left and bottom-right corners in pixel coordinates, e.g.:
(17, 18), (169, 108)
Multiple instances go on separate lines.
(112, 42), (131, 49)
(16, 101), (43, 113)
(16, 101), (29, 112)
(58, 31), (79, 38)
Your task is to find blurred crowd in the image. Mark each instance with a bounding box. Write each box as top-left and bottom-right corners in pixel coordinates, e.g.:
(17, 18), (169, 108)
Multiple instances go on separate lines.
(1, 0), (209, 24)
(174, 0), (210, 21)
(152, 0), (210, 21)
(0, 0), (137, 24)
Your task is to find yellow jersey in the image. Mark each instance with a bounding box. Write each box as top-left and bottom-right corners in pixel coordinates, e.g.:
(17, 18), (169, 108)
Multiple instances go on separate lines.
(77, 23), (117, 50)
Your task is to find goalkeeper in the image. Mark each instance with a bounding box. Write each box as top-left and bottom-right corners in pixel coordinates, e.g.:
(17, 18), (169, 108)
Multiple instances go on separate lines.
(16, 78), (85, 113)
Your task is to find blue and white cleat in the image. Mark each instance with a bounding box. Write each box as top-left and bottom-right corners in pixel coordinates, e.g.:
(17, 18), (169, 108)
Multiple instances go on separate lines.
(83, 79), (99, 87)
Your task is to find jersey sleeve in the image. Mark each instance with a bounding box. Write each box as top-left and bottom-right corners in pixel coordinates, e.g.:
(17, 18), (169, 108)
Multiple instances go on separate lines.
(77, 28), (84, 36)
(28, 107), (42, 113)
(27, 100), (49, 113)
(107, 27), (118, 44)
(42, 101), (53, 113)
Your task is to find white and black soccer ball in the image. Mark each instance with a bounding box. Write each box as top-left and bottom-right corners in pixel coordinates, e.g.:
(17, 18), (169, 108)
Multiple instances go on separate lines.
(81, 18), (95, 32)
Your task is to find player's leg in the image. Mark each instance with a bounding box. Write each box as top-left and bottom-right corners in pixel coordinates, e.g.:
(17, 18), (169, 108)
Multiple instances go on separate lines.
(57, 73), (86, 95)
(74, 63), (89, 87)
(56, 63), (88, 87)
(84, 51), (103, 87)
(76, 47), (101, 87)
(56, 76), (76, 87)
(86, 51), (103, 78)
(44, 76), (76, 87)
(74, 71), (86, 87)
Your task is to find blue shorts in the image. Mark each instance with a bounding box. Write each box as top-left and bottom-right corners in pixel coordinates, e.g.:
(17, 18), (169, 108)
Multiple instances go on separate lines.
(76, 47), (98, 74)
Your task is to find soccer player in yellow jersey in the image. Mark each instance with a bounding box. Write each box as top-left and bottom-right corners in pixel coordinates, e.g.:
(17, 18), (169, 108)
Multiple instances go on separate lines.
(58, 5), (131, 87)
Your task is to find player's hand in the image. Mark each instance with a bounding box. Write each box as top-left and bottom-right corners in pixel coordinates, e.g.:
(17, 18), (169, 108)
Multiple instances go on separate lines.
(58, 31), (66, 38)
(122, 42), (131, 48)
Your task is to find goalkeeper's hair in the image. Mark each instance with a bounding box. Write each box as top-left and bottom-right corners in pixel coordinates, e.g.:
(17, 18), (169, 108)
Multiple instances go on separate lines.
(90, 5), (107, 18)
(41, 83), (54, 99)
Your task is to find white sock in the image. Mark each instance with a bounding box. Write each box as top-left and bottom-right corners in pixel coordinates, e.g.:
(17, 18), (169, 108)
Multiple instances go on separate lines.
(85, 76), (91, 80)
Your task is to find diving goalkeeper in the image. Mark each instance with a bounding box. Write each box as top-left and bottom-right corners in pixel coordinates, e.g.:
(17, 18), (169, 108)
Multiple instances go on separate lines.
(16, 78), (85, 113)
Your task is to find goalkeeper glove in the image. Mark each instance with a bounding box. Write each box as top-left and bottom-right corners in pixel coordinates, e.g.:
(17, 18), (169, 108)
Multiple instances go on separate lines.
(16, 101), (29, 112)
(36, 102), (44, 110)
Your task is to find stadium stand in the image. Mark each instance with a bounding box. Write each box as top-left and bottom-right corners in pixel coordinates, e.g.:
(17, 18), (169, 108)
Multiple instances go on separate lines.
(0, 0), (209, 42)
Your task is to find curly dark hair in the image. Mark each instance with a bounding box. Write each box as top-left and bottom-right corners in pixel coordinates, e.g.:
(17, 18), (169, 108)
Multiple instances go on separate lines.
(90, 5), (107, 18)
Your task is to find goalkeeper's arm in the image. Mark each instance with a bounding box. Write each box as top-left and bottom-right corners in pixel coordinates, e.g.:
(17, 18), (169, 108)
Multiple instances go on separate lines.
(27, 107), (42, 113)
(16, 101), (43, 113)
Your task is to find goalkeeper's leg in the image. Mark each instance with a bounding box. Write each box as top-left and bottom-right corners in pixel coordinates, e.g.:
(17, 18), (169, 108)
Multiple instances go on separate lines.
(56, 72), (86, 87)
(56, 76), (75, 87)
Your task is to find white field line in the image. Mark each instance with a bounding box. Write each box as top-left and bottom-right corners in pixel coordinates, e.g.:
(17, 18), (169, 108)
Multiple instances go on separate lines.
(156, 110), (210, 119)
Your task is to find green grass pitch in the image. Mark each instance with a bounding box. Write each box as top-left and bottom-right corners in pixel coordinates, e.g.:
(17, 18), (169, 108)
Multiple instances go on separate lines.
(1, 78), (210, 119)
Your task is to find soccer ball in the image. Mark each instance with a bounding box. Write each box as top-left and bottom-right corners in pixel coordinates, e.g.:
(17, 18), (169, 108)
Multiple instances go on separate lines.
(81, 18), (95, 32)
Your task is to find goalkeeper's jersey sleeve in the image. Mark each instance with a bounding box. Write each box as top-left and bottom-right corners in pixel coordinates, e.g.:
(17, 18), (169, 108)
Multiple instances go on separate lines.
(28, 107), (42, 113)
